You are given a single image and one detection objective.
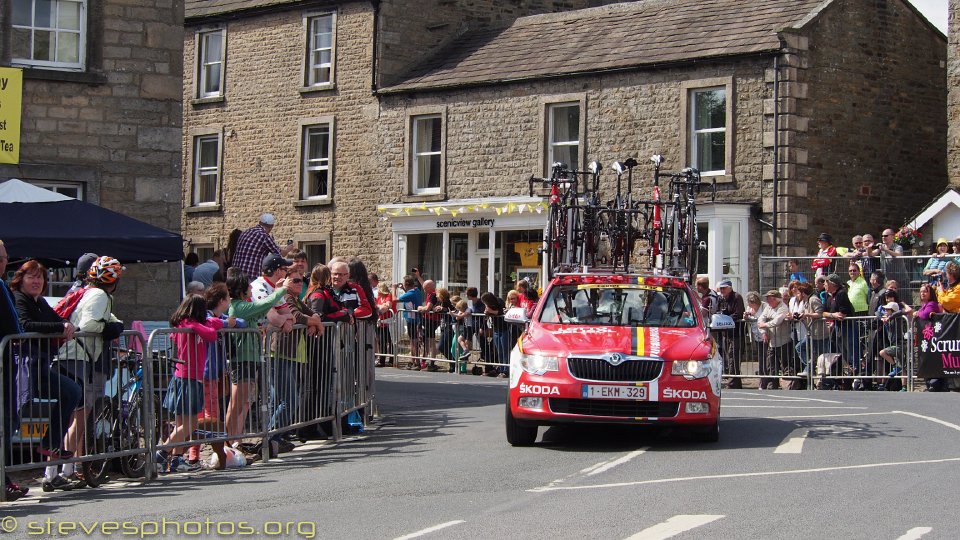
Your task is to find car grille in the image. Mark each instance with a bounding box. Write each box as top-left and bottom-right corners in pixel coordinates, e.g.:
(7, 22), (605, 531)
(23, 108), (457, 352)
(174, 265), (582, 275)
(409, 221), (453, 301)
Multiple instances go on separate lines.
(567, 357), (662, 382)
(549, 399), (679, 418)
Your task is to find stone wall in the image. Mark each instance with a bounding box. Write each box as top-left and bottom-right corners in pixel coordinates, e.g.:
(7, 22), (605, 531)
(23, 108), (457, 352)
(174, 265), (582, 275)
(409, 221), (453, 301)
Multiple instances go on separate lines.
(181, 2), (381, 267)
(796, 0), (947, 249)
(0, 0), (184, 323)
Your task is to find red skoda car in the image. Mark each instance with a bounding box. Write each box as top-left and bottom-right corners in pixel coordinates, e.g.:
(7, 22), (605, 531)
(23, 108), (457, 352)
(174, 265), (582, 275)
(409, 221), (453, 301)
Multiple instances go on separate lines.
(506, 273), (722, 445)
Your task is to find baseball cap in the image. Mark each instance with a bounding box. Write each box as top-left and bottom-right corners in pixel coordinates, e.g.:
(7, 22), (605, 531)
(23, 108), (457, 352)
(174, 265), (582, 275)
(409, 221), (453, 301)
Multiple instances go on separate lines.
(260, 213), (276, 226)
(937, 238), (949, 247)
(817, 233), (833, 243)
(262, 253), (292, 274)
(883, 302), (900, 312)
(717, 279), (733, 288)
(75, 253), (98, 279)
(826, 273), (844, 287)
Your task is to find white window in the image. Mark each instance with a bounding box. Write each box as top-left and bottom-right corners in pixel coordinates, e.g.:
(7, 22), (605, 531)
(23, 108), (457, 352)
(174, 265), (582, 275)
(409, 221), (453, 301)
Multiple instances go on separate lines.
(192, 135), (221, 206)
(547, 103), (580, 172)
(28, 180), (83, 200)
(412, 114), (442, 194)
(11, 0), (86, 70)
(689, 87), (726, 175)
(302, 123), (332, 200)
(197, 29), (225, 98)
(305, 13), (335, 87)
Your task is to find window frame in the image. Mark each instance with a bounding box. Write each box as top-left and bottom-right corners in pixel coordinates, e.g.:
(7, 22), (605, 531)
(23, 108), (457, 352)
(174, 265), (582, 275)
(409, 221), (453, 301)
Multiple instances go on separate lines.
(11, 0), (88, 71)
(680, 77), (735, 183)
(409, 112), (445, 196)
(539, 95), (586, 177)
(298, 117), (335, 202)
(546, 102), (581, 173)
(188, 129), (223, 209)
(302, 11), (337, 90)
(195, 27), (226, 100)
(27, 180), (84, 200)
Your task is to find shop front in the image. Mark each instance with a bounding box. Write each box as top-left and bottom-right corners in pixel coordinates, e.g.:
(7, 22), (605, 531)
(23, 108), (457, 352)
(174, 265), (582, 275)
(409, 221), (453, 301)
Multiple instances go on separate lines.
(378, 197), (548, 298)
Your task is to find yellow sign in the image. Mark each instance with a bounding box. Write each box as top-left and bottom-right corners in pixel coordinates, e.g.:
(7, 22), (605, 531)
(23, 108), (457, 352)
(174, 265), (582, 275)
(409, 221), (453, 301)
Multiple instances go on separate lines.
(0, 67), (23, 164)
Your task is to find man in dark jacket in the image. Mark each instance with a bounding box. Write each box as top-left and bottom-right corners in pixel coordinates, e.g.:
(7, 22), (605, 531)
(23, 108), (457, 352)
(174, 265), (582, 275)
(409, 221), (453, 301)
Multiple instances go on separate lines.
(0, 240), (29, 500)
(823, 273), (858, 383)
(717, 279), (745, 389)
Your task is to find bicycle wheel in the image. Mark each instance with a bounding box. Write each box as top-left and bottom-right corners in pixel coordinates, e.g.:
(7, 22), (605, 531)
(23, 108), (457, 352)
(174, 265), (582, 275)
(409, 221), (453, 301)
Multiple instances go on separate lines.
(120, 393), (161, 478)
(684, 209), (698, 280)
(82, 396), (115, 487)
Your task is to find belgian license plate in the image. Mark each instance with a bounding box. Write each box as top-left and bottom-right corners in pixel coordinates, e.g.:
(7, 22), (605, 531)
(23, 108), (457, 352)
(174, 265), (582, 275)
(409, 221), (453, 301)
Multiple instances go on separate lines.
(582, 384), (648, 400)
(20, 422), (48, 438)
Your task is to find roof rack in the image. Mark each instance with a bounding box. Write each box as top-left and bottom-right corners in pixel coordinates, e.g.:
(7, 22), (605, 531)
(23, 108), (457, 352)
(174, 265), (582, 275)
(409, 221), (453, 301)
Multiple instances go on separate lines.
(529, 155), (714, 284)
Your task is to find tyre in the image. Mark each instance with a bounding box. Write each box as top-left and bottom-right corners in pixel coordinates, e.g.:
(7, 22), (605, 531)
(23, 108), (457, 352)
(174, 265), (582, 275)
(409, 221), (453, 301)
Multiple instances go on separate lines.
(692, 421), (720, 443)
(82, 397), (115, 487)
(120, 394), (160, 478)
(505, 402), (537, 446)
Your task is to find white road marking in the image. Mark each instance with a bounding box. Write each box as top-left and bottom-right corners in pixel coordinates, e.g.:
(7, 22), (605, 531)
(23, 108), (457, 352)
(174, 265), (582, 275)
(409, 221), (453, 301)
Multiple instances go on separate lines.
(623, 515), (724, 540)
(394, 521), (466, 540)
(735, 392), (844, 404)
(896, 527), (933, 540)
(527, 457), (960, 492)
(581, 459), (612, 474)
(767, 412), (892, 419)
(724, 406), (867, 409)
(588, 448), (648, 476)
(894, 411), (960, 433)
(774, 428), (809, 454)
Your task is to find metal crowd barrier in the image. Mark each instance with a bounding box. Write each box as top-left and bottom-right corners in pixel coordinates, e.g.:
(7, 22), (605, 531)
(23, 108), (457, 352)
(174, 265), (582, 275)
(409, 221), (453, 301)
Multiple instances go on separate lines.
(0, 330), (151, 497)
(713, 313), (916, 391)
(1, 322), (373, 500)
(388, 309), (512, 377)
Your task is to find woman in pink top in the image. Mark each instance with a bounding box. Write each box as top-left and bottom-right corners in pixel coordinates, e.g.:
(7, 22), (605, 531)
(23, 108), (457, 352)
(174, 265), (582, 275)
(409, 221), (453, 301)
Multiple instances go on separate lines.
(156, 294), (224, 473)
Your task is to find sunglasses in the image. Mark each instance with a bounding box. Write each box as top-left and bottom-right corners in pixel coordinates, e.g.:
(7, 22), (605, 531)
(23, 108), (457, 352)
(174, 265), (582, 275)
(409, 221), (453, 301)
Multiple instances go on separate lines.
(882, 234), (891, 237)
(290, 278), (303, 283)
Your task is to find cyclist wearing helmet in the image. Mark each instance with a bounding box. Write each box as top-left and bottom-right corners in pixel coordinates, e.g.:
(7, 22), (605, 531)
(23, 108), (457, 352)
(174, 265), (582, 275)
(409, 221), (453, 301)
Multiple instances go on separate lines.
(56, 255), (124, 486)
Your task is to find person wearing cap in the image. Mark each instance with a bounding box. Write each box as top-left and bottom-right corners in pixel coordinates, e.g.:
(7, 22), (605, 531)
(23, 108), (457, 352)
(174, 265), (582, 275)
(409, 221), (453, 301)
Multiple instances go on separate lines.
(231, 213), (295, 281)
(811, 233), (837, 278)
(717, 279), (745, 388)
(822, 272), (858, 382)
(923, 237), (953, 285)
(756, 289), (791, 389)
(67, 253), (98, 294)
(251, 254), (296, 328)
(878, 301), (908, 380)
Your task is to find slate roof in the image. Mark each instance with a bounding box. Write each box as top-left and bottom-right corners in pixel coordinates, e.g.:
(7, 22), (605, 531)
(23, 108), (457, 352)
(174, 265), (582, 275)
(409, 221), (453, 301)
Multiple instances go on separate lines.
(185, 0), (323, 20)
(380, 0), (832, 93)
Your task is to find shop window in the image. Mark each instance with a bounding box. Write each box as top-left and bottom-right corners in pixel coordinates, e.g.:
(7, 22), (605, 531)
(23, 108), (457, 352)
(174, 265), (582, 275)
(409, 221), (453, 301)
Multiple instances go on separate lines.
(502, 230), (544, 293)
(404, 233), (443, 283)
(12, 0), (86, 71)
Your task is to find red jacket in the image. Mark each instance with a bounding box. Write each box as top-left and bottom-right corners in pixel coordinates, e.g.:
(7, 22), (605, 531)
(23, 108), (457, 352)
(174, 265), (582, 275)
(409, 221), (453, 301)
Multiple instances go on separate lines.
(812, 246), (837, 270)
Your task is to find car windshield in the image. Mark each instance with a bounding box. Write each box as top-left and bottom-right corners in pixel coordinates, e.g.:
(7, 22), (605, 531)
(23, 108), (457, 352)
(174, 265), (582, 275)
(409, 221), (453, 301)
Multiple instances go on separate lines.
(538, 284), (697, 327)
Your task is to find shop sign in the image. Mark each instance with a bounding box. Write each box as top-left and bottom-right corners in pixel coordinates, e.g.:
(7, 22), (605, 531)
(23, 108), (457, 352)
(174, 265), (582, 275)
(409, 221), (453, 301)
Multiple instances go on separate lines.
(436, 217), (495, 229)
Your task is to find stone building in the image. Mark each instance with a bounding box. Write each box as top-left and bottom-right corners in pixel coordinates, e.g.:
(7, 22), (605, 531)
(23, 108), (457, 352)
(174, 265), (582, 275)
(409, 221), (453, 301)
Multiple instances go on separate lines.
(183, 0), (946, 295)
(950, 0), (960, 185)
(0, 0), (184, 322)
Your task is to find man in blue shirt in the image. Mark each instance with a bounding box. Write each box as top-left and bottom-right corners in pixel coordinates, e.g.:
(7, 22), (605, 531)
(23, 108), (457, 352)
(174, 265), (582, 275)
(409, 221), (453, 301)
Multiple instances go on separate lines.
(392, 275), (424, 367)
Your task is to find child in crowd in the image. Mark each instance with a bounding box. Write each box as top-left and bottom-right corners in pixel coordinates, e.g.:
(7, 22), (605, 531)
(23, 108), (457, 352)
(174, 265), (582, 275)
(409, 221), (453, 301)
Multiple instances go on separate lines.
(454, 299), (472, 362)
(156, 294), (225, 473)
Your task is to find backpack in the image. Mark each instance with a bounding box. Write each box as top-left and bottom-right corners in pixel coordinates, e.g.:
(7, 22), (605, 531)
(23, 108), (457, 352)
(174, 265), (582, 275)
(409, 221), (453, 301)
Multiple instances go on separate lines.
(54, 287), (89, 320)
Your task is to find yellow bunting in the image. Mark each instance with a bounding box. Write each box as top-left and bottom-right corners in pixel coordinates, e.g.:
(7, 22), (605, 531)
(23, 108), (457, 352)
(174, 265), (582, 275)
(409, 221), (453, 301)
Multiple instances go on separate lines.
(496, 207), (503, 216)
(403, 208), (412, 216)
(419, 203), (427, 210)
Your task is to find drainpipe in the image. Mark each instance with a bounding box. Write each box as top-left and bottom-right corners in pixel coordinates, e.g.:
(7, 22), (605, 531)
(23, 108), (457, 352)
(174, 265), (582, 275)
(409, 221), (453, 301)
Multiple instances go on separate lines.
(370, 0), (380, 93)
(772, 54), (780, 256)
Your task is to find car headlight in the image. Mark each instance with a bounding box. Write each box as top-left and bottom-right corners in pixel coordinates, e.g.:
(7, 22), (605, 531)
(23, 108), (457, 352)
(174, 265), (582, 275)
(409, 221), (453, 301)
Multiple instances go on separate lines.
(671, 359), (711, 379)
(519, 353), (560, 376)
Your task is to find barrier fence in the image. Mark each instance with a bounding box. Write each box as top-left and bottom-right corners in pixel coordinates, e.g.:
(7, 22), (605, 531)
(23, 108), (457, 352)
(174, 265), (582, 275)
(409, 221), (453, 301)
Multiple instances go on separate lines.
(379, 310), (513, 376)
(712, 313), (917, 391)
(0, 322), (373, 500)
